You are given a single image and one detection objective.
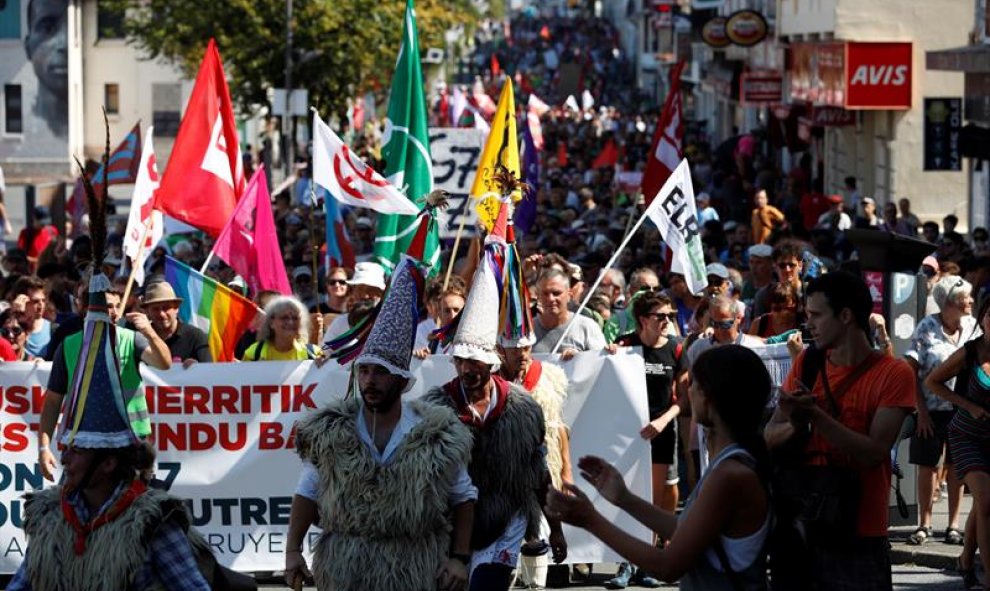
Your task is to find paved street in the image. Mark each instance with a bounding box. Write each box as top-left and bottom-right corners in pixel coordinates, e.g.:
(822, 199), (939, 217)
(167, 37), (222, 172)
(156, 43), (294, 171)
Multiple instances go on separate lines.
(256, 564), (964, 590)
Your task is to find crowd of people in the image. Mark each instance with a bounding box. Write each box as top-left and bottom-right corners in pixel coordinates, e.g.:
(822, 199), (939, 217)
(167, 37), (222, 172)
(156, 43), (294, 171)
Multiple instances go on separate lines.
(6, 9), (990, 591)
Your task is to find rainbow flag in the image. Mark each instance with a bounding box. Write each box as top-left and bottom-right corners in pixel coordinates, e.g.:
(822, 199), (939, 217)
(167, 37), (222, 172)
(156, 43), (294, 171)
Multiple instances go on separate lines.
(164, 256), (260, 362)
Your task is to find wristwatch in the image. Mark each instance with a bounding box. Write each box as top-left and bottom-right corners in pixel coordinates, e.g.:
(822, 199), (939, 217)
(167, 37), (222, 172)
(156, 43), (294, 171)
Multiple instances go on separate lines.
(449, 552), (471, 565)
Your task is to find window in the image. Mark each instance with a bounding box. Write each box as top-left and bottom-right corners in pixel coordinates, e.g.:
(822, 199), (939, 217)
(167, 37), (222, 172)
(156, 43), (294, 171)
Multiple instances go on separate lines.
(152, 83), (181, 137)
(97, 1), (125, 39)
(0, 0), (20, 39)
(4, 85), (23, 134)
(104, 83), (120, 114)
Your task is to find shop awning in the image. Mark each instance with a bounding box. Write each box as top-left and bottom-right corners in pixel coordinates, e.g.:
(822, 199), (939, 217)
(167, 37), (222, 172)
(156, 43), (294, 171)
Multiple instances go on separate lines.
(927, 45), (990, 72)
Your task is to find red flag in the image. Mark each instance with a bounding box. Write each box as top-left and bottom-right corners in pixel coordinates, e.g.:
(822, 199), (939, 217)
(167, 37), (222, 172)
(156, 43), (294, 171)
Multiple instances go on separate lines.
(491, 54), (501, 76)
(556, 141), (568, 167)
(592, 138), (618, 169)
(212, 168), (291, 295)
(540, 25), (551, 40)
(157, 39), (244, 237)
(641, 61), (686, 206)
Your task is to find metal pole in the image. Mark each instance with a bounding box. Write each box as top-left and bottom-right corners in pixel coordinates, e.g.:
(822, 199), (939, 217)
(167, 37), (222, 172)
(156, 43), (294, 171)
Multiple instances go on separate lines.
(284, 0), (294, 177)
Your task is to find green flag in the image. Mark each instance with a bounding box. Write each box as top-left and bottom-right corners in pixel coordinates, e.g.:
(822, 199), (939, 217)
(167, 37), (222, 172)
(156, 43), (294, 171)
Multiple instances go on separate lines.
(375, 0), (437, 274)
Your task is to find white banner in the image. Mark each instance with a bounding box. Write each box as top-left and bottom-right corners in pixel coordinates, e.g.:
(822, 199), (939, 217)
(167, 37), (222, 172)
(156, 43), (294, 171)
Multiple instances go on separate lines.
(0, 351), (652, 573)
(644, 158), (708, 295)
(429, 127), (486, 239)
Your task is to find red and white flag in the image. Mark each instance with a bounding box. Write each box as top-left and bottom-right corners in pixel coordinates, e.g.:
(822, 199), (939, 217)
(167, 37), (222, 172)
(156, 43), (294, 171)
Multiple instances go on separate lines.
(156, 39), (244, 237)
(212, 168), (291, 295)
(641, 61), (686, 206)
(526, 94), (549, 150)
(122, 126), (164, 286)
(312, 111), (420, 215)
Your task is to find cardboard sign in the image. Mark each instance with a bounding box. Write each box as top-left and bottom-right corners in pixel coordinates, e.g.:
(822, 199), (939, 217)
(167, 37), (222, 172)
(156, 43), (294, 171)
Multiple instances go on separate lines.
(429, 128), (486, 239)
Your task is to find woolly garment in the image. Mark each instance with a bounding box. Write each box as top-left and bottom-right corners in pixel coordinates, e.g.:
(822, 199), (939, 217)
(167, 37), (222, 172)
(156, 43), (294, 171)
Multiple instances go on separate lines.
(425, 381), (547, 550)
(294, 397), (473, 591)
(22, 486), (202, 591)
(524, 360), (569, 490)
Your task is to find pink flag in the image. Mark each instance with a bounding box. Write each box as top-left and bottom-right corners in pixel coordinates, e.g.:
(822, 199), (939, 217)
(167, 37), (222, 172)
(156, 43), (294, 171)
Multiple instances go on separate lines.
(212, 168), (291, 295)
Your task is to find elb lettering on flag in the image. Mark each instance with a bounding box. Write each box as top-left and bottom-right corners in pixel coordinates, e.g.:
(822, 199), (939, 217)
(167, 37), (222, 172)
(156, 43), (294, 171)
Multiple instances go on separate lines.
(644, 159), (707, 295)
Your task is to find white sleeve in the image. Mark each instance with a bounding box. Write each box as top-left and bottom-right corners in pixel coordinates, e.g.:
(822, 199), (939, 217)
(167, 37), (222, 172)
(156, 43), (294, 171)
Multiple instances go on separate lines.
(447, 461), (479, 506)
(294, 462), (320, 500)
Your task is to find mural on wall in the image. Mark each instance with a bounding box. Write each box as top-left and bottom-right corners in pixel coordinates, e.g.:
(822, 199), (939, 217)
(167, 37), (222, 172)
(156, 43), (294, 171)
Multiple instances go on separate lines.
(0, 0), (69, 162)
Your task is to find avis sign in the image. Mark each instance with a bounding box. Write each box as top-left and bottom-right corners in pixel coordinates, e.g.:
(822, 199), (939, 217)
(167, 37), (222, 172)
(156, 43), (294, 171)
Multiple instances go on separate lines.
(845, 42), (912, 110)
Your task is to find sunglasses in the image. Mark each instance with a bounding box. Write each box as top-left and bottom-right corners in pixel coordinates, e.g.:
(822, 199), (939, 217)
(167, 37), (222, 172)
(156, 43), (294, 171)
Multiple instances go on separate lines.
(945, 278), (966, 304)
(634, 285), (659, 294)
(777, 262), (798, 270)
(646, 312), (677, 322)
(709, 318), (736, 330)
(327, 279), (348, 287)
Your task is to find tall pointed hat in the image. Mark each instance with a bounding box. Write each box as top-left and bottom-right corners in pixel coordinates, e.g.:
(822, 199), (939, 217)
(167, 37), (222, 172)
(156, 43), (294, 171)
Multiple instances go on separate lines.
(59, 116), (139, 449)
(327, 191), (449, 386)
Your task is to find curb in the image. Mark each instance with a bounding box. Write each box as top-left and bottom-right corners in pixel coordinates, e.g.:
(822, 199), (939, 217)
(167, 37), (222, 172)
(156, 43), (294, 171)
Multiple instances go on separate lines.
(890, 546), (957, 570)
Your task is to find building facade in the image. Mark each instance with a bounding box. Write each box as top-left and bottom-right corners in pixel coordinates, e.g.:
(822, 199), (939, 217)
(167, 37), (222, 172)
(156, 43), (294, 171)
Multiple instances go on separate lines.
(778, 0), (970, 224)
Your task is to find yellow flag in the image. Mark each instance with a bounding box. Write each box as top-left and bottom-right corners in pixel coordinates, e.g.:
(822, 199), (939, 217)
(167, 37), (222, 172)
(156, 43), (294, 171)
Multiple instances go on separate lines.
(470, 79), (520, 232)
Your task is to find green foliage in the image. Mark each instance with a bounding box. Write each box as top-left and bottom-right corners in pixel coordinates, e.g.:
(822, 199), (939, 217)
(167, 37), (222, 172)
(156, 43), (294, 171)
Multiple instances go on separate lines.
(102, 0), (479, 115)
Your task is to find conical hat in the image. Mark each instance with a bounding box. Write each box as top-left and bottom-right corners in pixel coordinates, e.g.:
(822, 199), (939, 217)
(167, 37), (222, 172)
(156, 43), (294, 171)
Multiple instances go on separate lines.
(451, 243), (503, 369)
(354, 254), (424, 386)
(58, 271), (137, 449)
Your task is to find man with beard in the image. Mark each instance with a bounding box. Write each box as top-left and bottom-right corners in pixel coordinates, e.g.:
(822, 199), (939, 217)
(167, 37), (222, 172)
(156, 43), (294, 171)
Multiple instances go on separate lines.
(425, 232), (567, 590)
(286, 241), (476, 591)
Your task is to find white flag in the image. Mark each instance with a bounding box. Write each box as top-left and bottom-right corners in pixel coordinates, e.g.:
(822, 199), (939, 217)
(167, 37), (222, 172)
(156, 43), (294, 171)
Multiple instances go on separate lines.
(564, 95), (580, 112)
(582, 89), (595, 111)
(122, 126), (164, 286)
(312, 112), (420, 215)
(643, 159), (708, 295)
(528, 94), (550, 117)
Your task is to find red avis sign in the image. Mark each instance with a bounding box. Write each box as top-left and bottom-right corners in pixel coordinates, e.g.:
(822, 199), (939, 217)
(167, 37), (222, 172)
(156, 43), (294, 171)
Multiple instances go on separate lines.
(845, 42), (913, 110)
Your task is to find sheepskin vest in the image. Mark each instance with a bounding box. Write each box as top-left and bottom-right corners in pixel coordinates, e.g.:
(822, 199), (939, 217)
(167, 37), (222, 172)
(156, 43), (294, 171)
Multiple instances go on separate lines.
(22, 485), (197, 591)
(525, 361), (569, 490)
(424, 381), (547, 550)
(294, 397), (473, 591)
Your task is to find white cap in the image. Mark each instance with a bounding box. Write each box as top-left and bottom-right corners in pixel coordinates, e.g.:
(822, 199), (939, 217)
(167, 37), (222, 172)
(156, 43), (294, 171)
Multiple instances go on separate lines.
(348, 262), (387, 290)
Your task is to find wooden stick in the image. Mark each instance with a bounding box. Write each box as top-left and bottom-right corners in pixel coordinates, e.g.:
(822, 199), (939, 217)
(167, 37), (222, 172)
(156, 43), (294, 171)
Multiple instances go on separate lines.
(442, 199), (471, 291)
(121, 217), (153, 308)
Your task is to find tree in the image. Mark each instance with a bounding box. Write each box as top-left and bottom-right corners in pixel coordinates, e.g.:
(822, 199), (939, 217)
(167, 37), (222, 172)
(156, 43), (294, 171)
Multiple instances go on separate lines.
(103, 0), (479, 116)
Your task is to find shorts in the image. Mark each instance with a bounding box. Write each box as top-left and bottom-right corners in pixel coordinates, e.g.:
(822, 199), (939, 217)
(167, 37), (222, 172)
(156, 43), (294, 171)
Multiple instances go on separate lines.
(908, 410), (955, 467)
(651, 419), (678, 468)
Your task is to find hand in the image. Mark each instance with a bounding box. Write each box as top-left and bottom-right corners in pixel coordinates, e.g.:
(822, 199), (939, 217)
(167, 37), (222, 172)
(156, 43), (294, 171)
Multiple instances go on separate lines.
(560, 348), (578, 361)
(546, 482), (598, 528)
(604, 343), (618, 355)
(39, 447), (58, 482)
(549, 529), (568, 564)
(181, 358), (198, 370)
(314, 355), (330, 368)
(284, 550), (313, 589)
(577, 455), (628, 506)
(11, 294), (28, 312)
(915, 409), (934, 439)
(436, 557), (469, 591)
(413, 347), (431, 360)
(778, 390), (817, 421)
(640, 416), (671, 440)
(869, 313), (887, 333)
(126, 312), (154, 335)
(786, 331), (804, 359)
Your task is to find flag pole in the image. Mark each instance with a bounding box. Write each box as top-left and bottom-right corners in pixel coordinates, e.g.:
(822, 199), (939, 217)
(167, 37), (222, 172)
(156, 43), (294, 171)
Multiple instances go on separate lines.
(309, 173), (320, 282)
(199, 251), (215, 275)
(442, 202), (470, 291)
(121, 217), (154, 309)
(549, 202), (655, 355)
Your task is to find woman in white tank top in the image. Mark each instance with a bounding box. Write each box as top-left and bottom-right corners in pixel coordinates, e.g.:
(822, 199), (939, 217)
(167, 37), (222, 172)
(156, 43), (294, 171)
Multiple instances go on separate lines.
(547, 345), (771, 590)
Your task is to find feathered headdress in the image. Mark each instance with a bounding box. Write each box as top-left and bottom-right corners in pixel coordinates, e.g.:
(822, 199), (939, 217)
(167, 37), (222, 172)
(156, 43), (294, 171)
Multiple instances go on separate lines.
(58, 111), (138, 449)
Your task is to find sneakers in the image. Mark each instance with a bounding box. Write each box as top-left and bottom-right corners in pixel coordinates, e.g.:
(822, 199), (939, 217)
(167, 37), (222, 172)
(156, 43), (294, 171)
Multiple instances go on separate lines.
(605, 562), (633, 589)
(632, 568), (661, 588)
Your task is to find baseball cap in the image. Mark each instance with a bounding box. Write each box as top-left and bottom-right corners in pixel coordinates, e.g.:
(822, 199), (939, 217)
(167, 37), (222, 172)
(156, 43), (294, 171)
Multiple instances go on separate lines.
(706, 263), (730, 279)
(293, 266), (313, 280)
(827, 194), (844, 204)
(748, 244), (773, 259)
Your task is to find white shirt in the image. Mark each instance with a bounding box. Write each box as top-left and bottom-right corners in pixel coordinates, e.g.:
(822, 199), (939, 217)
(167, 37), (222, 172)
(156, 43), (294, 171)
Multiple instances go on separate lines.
(295, 400), (477, 505)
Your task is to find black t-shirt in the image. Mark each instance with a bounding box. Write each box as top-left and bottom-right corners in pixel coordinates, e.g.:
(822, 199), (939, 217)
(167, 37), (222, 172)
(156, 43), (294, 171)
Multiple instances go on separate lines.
(616, 333), (685, 419)
(165, 322), (212, 362)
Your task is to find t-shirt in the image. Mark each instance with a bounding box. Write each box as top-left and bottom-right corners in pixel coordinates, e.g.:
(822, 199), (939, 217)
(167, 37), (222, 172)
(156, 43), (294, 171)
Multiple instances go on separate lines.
(532, 313), (606, 354)
(782, 350), (916, 537)
(616, 333), (684, 418)
(686, 332), (764, 367)
(241, 340), (317, 361)
(24, 319), (51, 358)
(164, 322), (212, 363)
(904, 314), (980, 411)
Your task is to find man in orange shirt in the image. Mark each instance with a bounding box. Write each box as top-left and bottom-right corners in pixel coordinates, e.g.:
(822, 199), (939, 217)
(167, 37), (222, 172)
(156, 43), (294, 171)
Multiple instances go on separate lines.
(765, 271), (915, 591)
(751, 189), (785, 244)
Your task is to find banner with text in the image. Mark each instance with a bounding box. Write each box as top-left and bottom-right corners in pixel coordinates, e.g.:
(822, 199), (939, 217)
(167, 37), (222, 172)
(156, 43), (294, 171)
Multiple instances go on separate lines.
(0, 351), (651, 573)
(430, 128), (486, 239)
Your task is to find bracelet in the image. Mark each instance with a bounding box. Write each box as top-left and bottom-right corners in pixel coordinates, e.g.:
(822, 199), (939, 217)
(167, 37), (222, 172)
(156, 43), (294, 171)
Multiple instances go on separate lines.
(449, 552), (471, 565)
